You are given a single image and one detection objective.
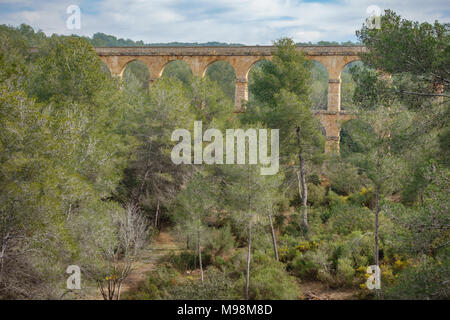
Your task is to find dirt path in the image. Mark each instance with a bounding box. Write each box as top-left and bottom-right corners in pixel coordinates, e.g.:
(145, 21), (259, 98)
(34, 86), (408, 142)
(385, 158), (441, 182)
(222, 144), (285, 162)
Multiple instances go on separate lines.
(119, 231), (182, 295)
(300, 280), (357, 300)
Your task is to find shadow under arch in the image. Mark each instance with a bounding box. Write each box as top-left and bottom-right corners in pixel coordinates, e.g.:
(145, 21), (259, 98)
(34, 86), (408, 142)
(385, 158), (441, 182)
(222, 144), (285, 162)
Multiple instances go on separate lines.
(204, 60), (236, 101)
(309, 60), (329, 110)
(122, 59), (150, 90)
(161, 60), (193, 85)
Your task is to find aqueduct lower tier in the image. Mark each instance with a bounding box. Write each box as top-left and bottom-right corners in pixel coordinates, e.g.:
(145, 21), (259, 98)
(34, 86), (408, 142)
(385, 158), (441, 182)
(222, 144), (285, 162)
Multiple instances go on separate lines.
(97, 46), (367, 152)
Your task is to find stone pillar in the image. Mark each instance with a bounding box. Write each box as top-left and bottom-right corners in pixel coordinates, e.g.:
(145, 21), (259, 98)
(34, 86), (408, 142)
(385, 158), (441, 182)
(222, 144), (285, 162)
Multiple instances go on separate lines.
(147, 62), (165, 89)
(111, 72), (123, 91)
(321, 113), (341, 153)
(234, 78), (248, 112)
(325, 136), (340, 153)
(327, 78), (341, 112)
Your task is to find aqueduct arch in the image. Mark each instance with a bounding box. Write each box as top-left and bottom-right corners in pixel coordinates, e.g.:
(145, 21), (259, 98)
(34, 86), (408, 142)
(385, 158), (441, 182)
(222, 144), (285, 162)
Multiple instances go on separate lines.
(96, 46), (366, 152)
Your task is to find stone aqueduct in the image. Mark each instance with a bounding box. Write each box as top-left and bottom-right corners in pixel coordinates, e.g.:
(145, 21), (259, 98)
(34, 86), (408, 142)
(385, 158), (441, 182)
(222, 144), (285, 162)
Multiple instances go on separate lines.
(97, 46), (367, 152)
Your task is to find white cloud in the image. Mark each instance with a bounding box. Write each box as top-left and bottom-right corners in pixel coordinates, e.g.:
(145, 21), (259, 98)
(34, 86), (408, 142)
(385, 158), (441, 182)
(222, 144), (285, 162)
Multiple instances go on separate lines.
(0, 0), (448, 44)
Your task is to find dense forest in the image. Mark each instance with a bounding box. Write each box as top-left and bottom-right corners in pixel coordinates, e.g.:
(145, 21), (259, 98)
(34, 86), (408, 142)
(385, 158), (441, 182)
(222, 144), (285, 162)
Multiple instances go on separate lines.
(0, 9), (448, 300)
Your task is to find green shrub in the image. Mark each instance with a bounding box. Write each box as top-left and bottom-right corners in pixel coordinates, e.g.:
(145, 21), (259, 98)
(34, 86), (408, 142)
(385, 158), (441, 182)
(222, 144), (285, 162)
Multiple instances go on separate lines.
(278, 234), (305, 263)
(326, 203), (373, 235)
(336, 257), (356, 286)
(384, 257), (450, 300)
(325, 190), (346, 207)
(123, 282), (161, 300)
(215, 256), (227, 269)
(347, 187), (375, 208)
(326, 158), (368, 195)
(167, 250), (212, 272)
(122, 265), (179, 300)
(236, 252), (300, 300)
(287, 231), (377, 288)
(307, 183), (326, 207)
(290, 252), (320, 279)
(307, 174), (321, 186)
(282, 214), (305, 238)
(204, 224), (234, 264)
(169, 267), (236, 300)
(345, 231), (374, 267)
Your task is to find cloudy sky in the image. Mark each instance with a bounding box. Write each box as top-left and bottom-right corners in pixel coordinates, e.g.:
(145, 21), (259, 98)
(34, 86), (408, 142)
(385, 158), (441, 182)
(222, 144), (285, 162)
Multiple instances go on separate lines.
(0, 0), (448, 44)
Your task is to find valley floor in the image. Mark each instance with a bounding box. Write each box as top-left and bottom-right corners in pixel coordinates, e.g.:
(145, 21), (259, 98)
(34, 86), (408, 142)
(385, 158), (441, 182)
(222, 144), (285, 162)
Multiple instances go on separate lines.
(119, 230), (358, 300)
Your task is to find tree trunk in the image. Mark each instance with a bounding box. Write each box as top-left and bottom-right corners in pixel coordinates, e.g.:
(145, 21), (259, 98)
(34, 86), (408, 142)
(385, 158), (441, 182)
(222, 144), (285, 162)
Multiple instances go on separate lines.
(0, 232), (9, 283)
(296, 170), (303, 201)
(155, 199), (160, 229)
(117, 281), (122, 300)
(198, 229), (204, 285)
(299, 153), (308, 228)
(268, 208), (279, 261)
(374, 185), (380, 267)
(245, 219), (252, 300)
(296, 127), (308, 229)
(134, 142), (152, 204)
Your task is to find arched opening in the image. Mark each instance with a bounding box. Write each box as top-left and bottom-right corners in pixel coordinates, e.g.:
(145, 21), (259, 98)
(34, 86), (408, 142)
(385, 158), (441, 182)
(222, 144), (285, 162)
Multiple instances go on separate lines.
(122, 60), (150, 90)
(205, 60), (236, 102)
(247, 59), (273, 101)
(310, 61), (329, 110)
(340, 60), (363, 110)
(161, 60), (193, 85)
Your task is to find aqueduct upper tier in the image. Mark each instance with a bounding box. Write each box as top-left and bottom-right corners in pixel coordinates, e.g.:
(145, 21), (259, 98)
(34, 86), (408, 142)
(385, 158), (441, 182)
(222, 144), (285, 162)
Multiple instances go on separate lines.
(97, 45), (367, 151)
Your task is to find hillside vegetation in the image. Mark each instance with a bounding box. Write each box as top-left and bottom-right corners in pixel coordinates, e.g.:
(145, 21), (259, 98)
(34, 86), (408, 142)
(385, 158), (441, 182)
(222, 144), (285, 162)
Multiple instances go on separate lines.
(0, 10), (448, 300)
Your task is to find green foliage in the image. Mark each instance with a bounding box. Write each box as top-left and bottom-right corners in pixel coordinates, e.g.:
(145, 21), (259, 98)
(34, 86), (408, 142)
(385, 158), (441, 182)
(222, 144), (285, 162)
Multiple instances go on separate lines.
(123, 265), (180, 300)
(162, 60), (193, 85)
(306, 183), (326, 207)
(383, 165), (450, 256)
(125, 265), (236, 300)
(170, 267), (236, 300)
(326, 156), (369, 195)
(347, 188), (376, 208)
(326, 203), (373, 235)
(309, 61), (328, 110)
(340, 61), (362, 110)
(166, 251), (212, 273)
(1, 18), (448, 301)
(236, 252), (300, 300)
(0, 25), (133, 299)
(205, 61), (235, 101)
(357, 10), (449, 94)
(384, 257), (450, 300)
(123, 60), (150, 90)
(204, 224), (235, 265)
